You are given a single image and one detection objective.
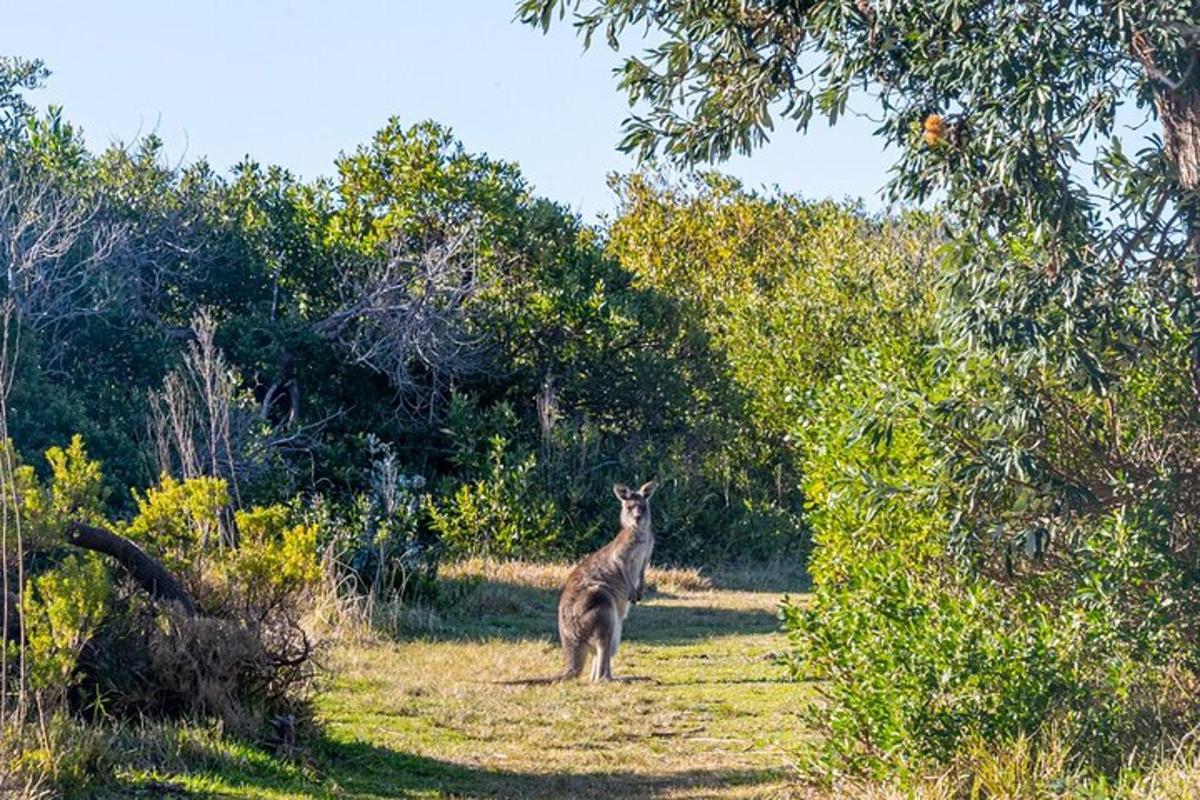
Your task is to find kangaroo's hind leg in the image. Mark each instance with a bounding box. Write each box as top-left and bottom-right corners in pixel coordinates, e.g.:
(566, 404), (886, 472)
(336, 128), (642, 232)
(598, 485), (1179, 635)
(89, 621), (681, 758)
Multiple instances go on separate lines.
(591, 637), (612, 682)
(610, 613), (623, 660)
(559, 636), (586, 681)
(592, 612), (623, 682)
(590, 639), (603, 681)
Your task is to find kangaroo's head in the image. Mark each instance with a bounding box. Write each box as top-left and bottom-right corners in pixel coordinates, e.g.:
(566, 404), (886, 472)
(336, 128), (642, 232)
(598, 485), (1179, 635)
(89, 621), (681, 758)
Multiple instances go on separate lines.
(613, 480), (658, 533)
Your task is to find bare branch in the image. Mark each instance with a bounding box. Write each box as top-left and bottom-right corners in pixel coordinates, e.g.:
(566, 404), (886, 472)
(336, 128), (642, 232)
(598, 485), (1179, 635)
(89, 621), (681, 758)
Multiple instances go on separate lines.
(315, 224), (491, 414)
(0, 158), (126, 367)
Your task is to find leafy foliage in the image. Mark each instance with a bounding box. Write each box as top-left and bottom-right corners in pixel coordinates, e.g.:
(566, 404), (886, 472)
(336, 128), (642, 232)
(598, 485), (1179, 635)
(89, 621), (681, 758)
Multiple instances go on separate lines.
(428, 433), (559, 559)
(21, 553), (110, 696)
(607, 173), (941, 560)
(219, 504), (322, 615)
(522, 0), (1200, 779)
(320, 437), (438, 598)
(125, 475), (229, 573)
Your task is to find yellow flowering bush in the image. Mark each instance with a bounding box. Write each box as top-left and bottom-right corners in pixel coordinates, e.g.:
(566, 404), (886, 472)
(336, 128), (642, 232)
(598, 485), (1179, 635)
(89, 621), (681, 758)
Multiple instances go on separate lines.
(215, 503), (321, 616)
(124, 474), (229, 571)
(21, 553), (111, 697)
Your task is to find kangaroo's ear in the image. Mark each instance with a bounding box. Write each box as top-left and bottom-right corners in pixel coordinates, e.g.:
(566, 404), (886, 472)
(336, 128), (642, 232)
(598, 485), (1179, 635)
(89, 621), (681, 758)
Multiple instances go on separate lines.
(613, 483), (631, 500)
(638, 480), (659, 498)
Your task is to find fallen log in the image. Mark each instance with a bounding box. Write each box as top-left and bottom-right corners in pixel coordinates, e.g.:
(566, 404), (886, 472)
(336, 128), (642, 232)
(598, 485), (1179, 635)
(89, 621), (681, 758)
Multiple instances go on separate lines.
(66, 521), (196, 615)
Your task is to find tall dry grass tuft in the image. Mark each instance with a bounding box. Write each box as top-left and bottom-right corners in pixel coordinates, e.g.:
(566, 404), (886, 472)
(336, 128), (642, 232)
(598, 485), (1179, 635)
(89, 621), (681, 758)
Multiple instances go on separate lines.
(0, 715), (127, 799)
(440, 557), (715, 594)
(820, 726), (1200, 800)
(307, 549), (443, 642)
(1125, 742), (1200, 799)
(949, 729), (1078, 799)
(0, 730), (51, 800)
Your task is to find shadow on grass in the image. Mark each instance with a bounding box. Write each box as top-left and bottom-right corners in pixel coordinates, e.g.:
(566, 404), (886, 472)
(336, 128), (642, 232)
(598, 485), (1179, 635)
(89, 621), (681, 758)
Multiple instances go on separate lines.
(660, 676), (794, 686)
(137, 734), (788, 799)
(700, 564), (812, 594)
(424, 577), (779, 645)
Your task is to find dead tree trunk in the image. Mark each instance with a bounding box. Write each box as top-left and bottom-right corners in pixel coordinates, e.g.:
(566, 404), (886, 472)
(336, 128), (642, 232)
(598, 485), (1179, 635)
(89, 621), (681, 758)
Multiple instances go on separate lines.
(66, 521), (196, 615)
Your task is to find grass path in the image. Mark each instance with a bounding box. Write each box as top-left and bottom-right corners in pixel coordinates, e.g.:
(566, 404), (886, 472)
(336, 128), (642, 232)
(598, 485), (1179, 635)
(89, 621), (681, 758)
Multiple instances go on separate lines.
(153, 562), (811, 799)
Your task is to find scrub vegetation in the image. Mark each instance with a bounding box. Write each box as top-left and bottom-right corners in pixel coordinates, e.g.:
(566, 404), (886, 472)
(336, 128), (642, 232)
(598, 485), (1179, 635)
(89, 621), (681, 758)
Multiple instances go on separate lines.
(8, 0), (1200, 795)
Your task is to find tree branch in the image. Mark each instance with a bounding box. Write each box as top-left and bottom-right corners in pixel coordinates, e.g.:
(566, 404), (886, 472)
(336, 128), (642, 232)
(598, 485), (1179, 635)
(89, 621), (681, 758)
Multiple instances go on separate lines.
(66, 521), (196, 615)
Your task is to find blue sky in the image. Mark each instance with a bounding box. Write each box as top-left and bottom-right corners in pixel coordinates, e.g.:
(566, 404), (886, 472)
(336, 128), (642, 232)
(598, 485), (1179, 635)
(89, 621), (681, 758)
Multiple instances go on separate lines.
(1, 1), (894, 220)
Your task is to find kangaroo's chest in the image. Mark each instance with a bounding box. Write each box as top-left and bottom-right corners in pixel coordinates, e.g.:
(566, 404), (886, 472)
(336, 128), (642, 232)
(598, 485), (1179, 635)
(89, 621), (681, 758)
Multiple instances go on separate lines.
(633, 535), (653, 571)
(623, 539), (653, 588)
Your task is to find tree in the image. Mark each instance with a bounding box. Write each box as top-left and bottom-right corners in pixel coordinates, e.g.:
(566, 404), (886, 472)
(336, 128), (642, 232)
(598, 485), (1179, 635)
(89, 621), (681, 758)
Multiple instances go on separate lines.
(518, 1), (1200, 408)
(606, 173), (940, 558)
(0, 155), (125, 364)
(315, 224), (488, 410)
(0, 56), (47, 145)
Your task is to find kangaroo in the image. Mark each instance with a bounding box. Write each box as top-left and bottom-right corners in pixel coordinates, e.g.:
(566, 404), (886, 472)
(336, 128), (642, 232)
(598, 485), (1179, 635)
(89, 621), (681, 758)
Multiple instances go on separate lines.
(505, 480), (657, 684)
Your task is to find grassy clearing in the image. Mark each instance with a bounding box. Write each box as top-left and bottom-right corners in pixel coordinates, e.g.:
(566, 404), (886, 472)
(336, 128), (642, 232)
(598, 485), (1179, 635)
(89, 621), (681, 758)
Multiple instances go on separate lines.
(116, 560), (812, 799)
(30, 558), (1200, 798)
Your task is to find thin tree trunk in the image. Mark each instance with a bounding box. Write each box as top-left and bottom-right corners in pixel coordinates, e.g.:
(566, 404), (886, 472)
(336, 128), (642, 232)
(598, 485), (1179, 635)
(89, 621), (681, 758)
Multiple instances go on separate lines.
(1157, 87), (1200, 192)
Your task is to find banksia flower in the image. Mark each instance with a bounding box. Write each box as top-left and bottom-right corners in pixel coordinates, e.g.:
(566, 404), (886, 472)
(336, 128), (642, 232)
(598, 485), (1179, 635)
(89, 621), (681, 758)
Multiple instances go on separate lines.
(923, 113), (945, 146)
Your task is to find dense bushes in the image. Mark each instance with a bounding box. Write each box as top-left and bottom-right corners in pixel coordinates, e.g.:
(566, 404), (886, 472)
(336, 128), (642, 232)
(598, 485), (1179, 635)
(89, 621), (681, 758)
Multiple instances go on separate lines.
(776, 232), (1200, 780)
(771, 238), (1200, 778)
(786, 340), (1200, 779)
(0, 60), (822, 567)
(607, 174), (942, 561)
(2, 439), (322, 731)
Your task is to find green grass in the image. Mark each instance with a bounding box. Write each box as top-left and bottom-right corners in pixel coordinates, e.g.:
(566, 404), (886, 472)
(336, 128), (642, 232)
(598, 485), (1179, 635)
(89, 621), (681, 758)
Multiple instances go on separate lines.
(117, 561), (812, 799)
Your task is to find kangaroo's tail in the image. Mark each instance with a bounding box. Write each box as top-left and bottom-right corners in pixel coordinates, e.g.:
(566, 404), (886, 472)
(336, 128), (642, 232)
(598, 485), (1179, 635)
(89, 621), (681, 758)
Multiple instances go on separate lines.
(495, 641), (584, 685)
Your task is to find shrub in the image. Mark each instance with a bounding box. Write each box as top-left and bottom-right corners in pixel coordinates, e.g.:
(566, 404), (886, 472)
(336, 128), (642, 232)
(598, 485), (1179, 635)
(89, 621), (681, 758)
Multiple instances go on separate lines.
(1, 435), (106, 553)
(785, 339), (1200, 779)
(321, 436), (439, 599)
(216, 503), (321, 618)
(1, 713), (117, 799)
(146, 605), (314, 734)
(29, 435), (107, 530)
(124, 474), (229, 572)
(0, 441), (321, 734)
(427, 434), (558, 559)
(21, 553), (111, 704)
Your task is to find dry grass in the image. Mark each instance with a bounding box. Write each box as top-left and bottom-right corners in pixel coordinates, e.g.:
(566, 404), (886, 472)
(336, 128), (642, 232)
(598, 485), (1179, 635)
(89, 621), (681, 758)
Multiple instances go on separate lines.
(440, 557), (808, 595)
(438, 557), (717, 594)
(814, 736), (1200, 800)
(316, 557), (811, 799)
(1125, 746), (1200, 800)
